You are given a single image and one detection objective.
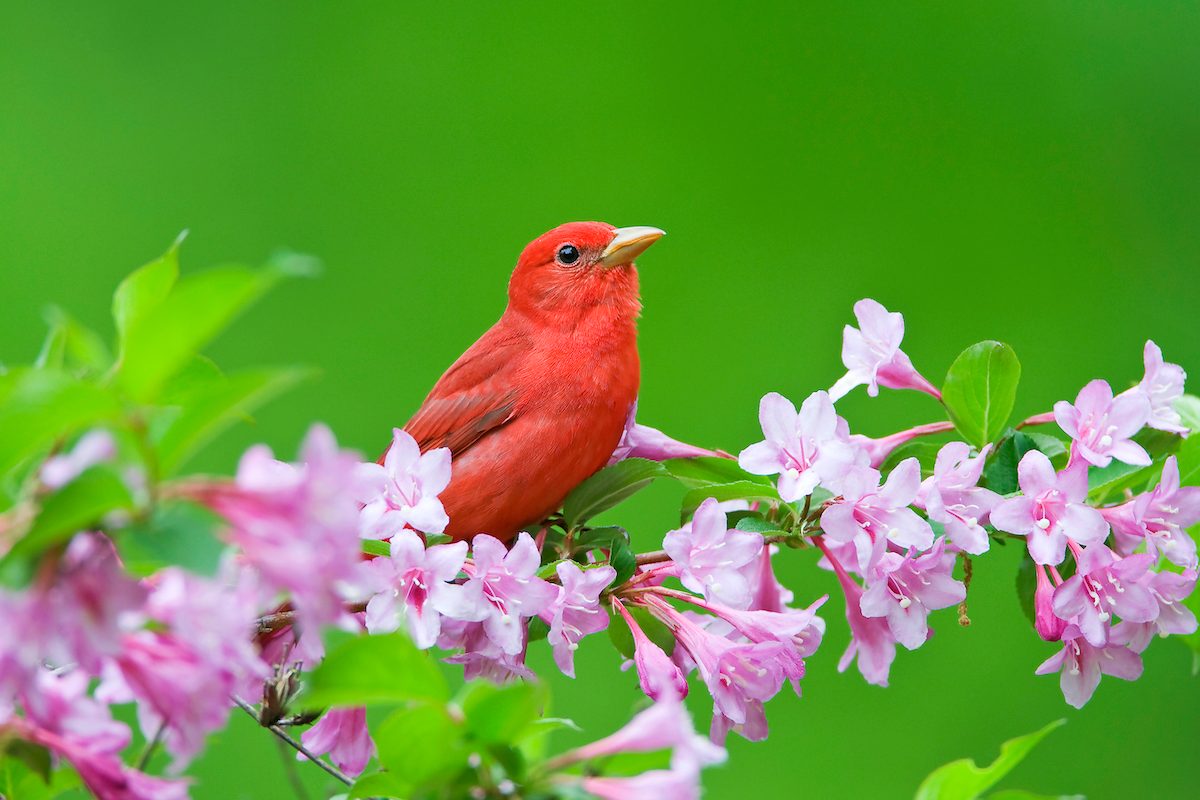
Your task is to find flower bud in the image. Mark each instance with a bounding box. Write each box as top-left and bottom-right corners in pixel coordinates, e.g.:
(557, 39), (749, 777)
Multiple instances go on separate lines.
(1034, 565), (1068, 642)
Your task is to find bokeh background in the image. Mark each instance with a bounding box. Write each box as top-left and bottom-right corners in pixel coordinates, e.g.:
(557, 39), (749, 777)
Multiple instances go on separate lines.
(2, 2), (1198, 798)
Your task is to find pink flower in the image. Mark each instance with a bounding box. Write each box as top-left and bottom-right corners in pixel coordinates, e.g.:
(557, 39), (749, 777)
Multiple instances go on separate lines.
(651, 598), (788, 739)
(613, 600), (688, 701)
(1054, 379), (1151, 468)
(439, 619), (534, 683)
(360, 531), (471, 648)
(860, 539), (965, 650)
(1035, 624), (1143, 708)
(582, 770), (701, 800)
(850, 421), (955, 468)
(565, 699), (724, 773)
(918, 442), (1002, 555)
(1101, 455), (1200, 569)
(663, 498), (763, 609)
(990, 453), (1108, 565)
(544, 561), (615, 677)
(9, 715), (188, 800)
(609, 401), (723, 464)
(828, 299), (941, 401)
(818, 540), (897, 686)
(208, 424), (367, 638)
(738, 390), (859, 502)
(20, 668), (130, 754)
(357, 428), (451, 538)
(300, 706), (375, 777)
(742, 545), (794, 612)
(1033, 564), (1067, 642)
(820, 459), (934, 573)
(1137, 340), (1188, 434)
(1144, 569), (1198, 636)
(458, 533), (558, 656)
(39, 429), (117, 489)
(1051, 544), (1157, 647)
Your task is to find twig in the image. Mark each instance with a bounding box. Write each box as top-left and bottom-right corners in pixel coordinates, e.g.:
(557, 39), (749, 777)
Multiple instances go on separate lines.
(231, 695), (352, 787)
(256, 602), (367, 635)
(957, 553), (973, 627)
(135, 720), (167, 771)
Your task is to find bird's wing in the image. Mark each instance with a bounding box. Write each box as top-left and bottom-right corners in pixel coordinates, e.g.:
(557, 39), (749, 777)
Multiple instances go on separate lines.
(403, 329), (524, 456)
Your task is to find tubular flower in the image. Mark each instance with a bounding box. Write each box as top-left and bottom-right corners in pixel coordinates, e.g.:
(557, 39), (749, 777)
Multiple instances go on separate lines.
(828, 298), (941, 401)
(1053, 379), (1151, 468)
(990, 453), (1108, 565)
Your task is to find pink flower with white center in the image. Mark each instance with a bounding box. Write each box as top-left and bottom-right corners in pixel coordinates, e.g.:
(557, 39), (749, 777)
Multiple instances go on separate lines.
(917, 442), (1001, 555)
(990, 453), (1108, 566)
(612, 600), (688, 701)
(207, 424), (367, 639)
(357, 428), (451, 539)
(1035, 623), (1143, 709)
(820, 459), (934, 574)
(39, 429), (117, 489)
(300, 706), (375, 777)
(360, 531), (471, 649)
(1101, 455), (1200, 569)
(816, 538), (897, 686)
(608, 401), (723, 464)
(458, 533), (559, 656)
(1051, 544), (1157, 647)
(1117, 571), (1199, 649)
(850, 421), (956, 468)
(663, 498), (763, 609)
(1136, 340), (1188, 434)
(543, 561), (615, 677)
(650, 597), (788, 740)
(860, 539), (965, 650)
(439, 619), (535, 683)
(1054, 379), (1151, 468)
(828, 298), (941, 402)
(676, 593), (826, 693)
(738, 390), (859, 502)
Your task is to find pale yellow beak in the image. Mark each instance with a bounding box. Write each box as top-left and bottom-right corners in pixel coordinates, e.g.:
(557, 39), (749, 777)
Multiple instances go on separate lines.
(599, 226), (666, 268)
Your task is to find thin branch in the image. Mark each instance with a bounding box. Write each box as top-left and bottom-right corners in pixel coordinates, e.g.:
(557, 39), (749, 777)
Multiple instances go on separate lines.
(135, 720), (167, 771)
(231, 695), (352, 787)
(256, 602), (367, 636)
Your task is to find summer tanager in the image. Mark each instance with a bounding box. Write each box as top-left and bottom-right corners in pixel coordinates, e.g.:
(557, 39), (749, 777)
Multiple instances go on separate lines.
(391, 221), (664, 542)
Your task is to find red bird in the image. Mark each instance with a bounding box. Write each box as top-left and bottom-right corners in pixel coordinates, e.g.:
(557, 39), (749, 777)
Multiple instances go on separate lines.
(392, 221), (664, 542)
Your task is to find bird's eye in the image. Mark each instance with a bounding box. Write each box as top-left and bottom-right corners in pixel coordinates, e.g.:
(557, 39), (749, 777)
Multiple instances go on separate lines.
(555, 244), (581, 265)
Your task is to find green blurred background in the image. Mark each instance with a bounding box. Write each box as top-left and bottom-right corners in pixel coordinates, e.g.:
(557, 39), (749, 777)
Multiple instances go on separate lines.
(2, 2), (1198, 797)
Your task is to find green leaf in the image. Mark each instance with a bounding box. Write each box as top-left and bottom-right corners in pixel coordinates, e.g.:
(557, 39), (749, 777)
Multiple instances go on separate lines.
(303, 633), (449, 709)
(942, 341), (1022, 448)
(460, 681), (545, 744)
(1022, 433), (1068, 462)
(914, 719), (1065, 800)
(680, 480), (780, 516)
(661, 456), (768, 489)
(0, 369), (122, 477)
(562, 458), (668, 530)
(117, 257), (314, 401)
(154, 365), (313, 473)
(361, 538), (391, 558)
(2, 467), (134, 575)
(1176, 434), (1200, 488)
(1014, 551), (1038, 628)
(112, 236), (182, 357)
(348, 770), (409, 800)
(983, 431), (1038, 495)
(607, 536), (638, 586)
(374, 702), (468, 790)
(117, 501), (226, 577)
(734, 514), (787, 536)
(1175, 394), (1200, 432)
(986, 792), (1085, 800)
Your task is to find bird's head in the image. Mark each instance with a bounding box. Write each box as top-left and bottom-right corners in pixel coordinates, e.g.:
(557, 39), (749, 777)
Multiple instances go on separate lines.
(507, 221), (664, 319)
